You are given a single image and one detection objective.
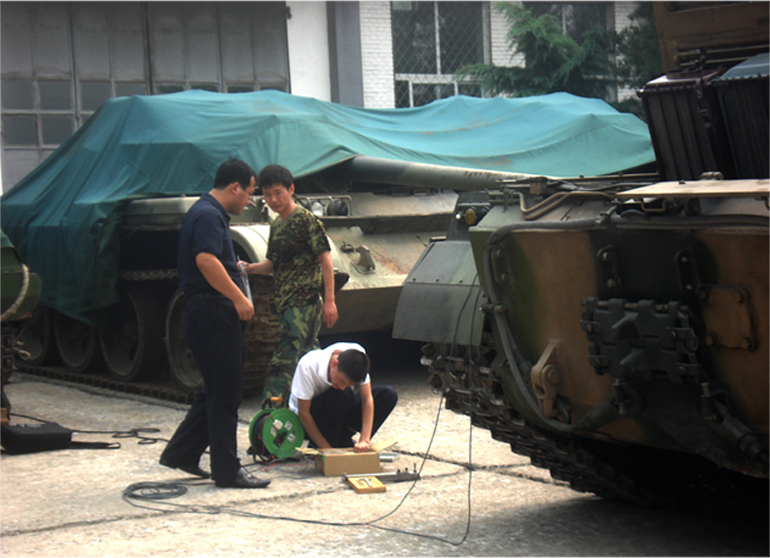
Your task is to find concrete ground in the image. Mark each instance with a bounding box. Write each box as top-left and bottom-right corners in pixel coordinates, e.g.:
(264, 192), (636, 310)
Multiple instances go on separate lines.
(1, 336), (767, 557)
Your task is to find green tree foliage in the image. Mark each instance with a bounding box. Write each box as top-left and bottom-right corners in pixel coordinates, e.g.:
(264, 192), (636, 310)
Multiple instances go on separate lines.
(458, 3), (614, 99)
(458, 2), (663, 119)
(612, 2), (663, 118)
(615, 2), (662, 90)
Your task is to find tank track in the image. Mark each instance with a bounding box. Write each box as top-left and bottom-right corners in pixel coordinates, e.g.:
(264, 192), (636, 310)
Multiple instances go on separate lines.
(425, 337), (655, 506)
(120, 270), (279, 396)
(242, 275), (281, 396)
(2, 322), (19, 389)
(8, 276), (280, 403)
(14, 362), (194, 404)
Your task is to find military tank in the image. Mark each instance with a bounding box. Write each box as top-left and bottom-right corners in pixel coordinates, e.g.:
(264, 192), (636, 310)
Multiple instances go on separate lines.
(393, 1), (769, 504)
(8, 85), (641, 398)
(13, 155), (527, 395)
(1, 230), (42, 414)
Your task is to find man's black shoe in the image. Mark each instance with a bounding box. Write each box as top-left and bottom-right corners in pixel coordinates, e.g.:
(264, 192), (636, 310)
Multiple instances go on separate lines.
(215, 467), (270, 489)
(159, 457), (211, 479)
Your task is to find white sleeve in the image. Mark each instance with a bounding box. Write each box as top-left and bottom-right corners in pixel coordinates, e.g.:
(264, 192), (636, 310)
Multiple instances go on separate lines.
(291, 360), (315, 401)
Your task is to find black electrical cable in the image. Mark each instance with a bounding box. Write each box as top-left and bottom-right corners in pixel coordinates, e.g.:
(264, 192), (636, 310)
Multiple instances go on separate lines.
(124, 482), (188, 500)
(122, 388), (456, 545)
(245, 454), (317, 480)
(75, 428), (164, 445)
(122, 275), (485, 546)
(10, 412), (166, 445)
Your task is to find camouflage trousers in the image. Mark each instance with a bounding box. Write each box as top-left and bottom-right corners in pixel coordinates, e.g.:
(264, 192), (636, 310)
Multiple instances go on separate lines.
(260, 297), (323, 408)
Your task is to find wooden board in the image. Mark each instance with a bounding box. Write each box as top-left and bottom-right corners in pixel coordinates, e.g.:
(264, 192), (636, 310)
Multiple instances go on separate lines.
(616, 179), (770, 200)
(347, 476), (386, 494)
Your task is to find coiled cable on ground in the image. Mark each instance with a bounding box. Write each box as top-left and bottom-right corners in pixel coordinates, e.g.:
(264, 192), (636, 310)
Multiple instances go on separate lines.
(123, 482), (188, 501)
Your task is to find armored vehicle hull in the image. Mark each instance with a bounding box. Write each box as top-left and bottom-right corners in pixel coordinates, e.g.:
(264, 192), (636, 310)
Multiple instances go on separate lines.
(394, 1), (769, 503)
(396, 175), (768, 503)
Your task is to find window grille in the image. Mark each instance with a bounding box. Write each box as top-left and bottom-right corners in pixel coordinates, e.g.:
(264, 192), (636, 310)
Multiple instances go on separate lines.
(524, 2), (609, 41)
(1, 2), (290, 190)
(392, 1), (489, 108)
(522, 2), (614, 100)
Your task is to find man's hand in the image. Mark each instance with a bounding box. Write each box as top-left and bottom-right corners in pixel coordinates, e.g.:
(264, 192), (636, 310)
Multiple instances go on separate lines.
(353, 439), (371, 453)
(319, 251), (337, 328)
(297, 398), (333, 449)
(323, 299), (338, 328)
(196, 253), (254, 321)
(244, 259), (273, 276)
(234, 294), (254, 321)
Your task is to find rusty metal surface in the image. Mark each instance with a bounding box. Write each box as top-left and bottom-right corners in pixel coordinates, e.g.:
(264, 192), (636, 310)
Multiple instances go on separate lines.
(653, 2), (770, 73)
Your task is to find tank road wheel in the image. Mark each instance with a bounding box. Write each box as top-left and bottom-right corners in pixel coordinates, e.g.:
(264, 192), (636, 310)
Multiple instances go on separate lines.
(18, 305), (59, 365)
(165, 289), (202, 393)
(165, 278), (280, 396)
(99, 285), (165, 382)
(53, 311), (104, 374)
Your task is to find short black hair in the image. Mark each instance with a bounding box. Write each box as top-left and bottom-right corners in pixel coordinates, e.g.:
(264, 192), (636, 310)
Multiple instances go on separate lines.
(214, 158), (255, 190)
(337, 349), (370, 384)
(258, 164), (293, 190)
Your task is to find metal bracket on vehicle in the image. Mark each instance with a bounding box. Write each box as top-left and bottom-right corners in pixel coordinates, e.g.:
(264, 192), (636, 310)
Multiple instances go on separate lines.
(352, 245), (376, 274)
(531, 339), (563, 420)
(674, 248), (702, 295)
(597, 245), (622, 290)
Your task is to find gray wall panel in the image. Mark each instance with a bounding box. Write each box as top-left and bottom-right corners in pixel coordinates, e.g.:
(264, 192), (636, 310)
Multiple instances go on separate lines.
(32, 3), (72, 78)
(2, 1), (290, 191)
(72, 5), (111, 79)
(219, 4), (257, 85)
(185, 4), (220, 84)
(148, 4), (186, 82)
(253, 2), (289, 87)
(108, 4), (147, 81)
(1, 4), (34, 77)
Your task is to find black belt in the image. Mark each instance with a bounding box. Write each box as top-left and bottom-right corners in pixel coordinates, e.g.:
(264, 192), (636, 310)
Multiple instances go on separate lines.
(186, 292), (226, 303)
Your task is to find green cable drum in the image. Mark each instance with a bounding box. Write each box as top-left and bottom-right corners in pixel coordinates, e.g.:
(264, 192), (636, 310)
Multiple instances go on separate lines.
(248, 408), (305, 460)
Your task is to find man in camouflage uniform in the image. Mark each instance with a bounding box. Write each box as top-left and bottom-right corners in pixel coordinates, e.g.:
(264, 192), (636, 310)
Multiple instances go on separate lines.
(244, 165), (338, 407)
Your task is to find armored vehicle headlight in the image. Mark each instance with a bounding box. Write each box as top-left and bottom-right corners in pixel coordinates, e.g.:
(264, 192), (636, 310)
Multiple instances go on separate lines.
(310, 200), (325, 217)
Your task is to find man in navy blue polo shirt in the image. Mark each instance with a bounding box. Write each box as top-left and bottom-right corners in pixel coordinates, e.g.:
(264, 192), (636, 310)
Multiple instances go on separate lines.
(159, 158), (270, 489)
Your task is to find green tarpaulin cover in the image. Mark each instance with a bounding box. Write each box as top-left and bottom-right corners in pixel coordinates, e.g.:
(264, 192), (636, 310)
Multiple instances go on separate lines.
(1, 89), (654, 322)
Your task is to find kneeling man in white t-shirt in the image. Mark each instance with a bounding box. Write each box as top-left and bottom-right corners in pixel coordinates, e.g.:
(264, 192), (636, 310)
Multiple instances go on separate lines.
(289, 342), (398, 453)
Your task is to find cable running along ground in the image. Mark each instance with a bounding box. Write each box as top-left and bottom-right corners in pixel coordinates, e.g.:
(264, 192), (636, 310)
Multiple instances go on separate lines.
(123, 275), (484, 546)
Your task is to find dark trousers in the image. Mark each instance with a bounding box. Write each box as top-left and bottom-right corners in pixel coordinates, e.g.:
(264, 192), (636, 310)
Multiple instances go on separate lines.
(161, 298), (244, 483)
(309, 385), (398, 448)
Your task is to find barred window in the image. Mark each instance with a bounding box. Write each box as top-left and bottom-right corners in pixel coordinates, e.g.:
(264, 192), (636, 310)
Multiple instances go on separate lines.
(1, 1), (290, 190)
(392, 1), (489, 108)
(524, 2), (609, 40)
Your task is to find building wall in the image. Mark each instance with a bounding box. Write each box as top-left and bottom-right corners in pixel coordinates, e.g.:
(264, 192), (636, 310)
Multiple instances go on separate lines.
(614, 2), (637, 31)
(613, 1), (640, 102)
(490, 2), (524, 68)
(286, 1), (332, 101)
(327, 2), (365, 107)
(359, 1), (395, 109)
(0, 1), (303, 191)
